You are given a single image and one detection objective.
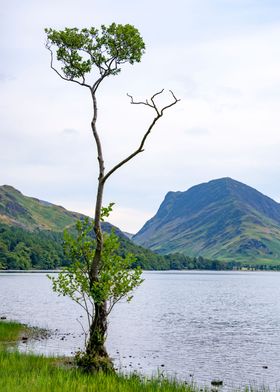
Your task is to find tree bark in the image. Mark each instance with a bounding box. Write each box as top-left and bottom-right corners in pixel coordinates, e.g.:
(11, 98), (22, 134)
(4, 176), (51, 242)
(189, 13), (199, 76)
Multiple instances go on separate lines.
(86, 88), (109, 360)
(87, 180), (109, 359)
(86, 301), (108, 357)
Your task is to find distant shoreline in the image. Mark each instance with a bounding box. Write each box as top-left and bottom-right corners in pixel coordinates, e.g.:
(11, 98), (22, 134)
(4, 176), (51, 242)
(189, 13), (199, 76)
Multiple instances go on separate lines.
(0, 270), (62, 273)
(1, 269), (279, 273)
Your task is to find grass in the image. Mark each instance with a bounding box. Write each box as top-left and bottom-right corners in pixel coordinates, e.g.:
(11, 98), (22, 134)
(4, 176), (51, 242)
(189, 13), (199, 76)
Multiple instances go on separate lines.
(0, 321), (196, 392)
(0, 350), (195, 392)
(0, 321), (274, 392)
(0, 320), (26, 343)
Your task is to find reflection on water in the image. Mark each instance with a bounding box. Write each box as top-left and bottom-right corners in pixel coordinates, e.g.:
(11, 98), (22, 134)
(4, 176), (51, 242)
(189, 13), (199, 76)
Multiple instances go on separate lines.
(1, 271), (280, 389)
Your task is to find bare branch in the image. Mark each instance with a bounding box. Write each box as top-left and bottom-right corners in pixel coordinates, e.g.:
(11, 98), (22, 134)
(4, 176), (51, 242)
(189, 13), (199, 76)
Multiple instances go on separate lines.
(81, 291), (93, 330)
(103, 90), (180, 182)
(107, 293), (129, 315)
(69, 295), (90, 314)
(127, 93), (154, 110)
(160, 90), (180, 115)
(151, 89), (165, 101)
(104, 56), (117, 69)
(76, 317), (88, 348)
(151, 89), (164, 115)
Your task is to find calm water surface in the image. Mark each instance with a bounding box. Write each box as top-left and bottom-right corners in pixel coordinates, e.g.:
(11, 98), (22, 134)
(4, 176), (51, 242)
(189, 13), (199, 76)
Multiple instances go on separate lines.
(0, 271), (280, 389)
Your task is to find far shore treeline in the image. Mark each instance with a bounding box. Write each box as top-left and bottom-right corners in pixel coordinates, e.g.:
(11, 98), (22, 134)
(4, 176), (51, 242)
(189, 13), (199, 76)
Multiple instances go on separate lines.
(1, 184), (280, 272)
(0, 222), (279, 271)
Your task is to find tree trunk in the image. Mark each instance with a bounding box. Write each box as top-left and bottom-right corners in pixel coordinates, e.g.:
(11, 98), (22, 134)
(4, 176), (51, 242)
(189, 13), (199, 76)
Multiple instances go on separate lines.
(87, 181), (110, 361)
(90, 179), (104, 283)
(86, 88), (110, 363)
(86, 301), (108, 357)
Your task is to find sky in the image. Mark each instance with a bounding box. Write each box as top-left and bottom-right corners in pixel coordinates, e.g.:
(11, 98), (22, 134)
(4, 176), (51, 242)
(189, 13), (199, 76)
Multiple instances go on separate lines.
(1, 0), (280, 233)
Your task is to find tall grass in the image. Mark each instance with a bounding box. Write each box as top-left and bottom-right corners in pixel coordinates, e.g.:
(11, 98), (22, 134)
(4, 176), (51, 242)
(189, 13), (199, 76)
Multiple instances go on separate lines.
(0, 321), (25, 343)
(0, 321), (195, 392)
(0, 350), (196, 392)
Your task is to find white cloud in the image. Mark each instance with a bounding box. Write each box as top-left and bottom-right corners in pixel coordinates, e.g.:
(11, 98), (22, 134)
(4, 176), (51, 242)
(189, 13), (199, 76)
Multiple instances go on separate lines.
(1, 1), (280, 232)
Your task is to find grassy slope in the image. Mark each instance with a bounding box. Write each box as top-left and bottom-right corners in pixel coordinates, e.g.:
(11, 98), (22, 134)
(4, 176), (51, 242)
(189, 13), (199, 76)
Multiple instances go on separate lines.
(0, 321), (194, 392)
(142, 208), (280, 264)
(0, 185), (82, 231)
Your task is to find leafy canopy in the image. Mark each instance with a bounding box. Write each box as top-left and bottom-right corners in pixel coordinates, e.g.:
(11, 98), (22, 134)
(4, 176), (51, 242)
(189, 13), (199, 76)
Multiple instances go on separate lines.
(45, 23), (145, 80)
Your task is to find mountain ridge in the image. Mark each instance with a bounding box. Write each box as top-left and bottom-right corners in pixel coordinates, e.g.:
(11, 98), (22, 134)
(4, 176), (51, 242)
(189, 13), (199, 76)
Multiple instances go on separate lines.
(133, 178), (280, 262)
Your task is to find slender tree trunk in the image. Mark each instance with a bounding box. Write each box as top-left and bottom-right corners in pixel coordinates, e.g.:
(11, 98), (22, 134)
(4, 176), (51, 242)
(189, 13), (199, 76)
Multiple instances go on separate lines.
(87, 180), (110, 359)
(86, 89), (110, 361)
(90, 180), (104, 283)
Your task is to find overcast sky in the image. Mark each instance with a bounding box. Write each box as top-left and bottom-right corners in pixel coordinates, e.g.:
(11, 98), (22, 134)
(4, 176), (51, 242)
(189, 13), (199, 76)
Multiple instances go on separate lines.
(1, 0), (280, 233)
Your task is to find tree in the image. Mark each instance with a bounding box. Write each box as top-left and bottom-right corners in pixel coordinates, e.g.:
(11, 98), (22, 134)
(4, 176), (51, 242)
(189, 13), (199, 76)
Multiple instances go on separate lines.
(0, 240), (8, 269)
(12, 242), (32, 270)
(49, 215), (143, 371)
(45, 23), (179, 370)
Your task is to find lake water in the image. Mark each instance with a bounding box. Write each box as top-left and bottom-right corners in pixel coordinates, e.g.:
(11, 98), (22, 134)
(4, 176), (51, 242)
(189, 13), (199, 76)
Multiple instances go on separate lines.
(0, 271), (280, 389)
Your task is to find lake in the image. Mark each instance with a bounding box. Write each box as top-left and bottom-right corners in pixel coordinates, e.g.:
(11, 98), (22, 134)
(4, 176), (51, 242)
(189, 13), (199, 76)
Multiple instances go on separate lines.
(0, 270), (280, 389)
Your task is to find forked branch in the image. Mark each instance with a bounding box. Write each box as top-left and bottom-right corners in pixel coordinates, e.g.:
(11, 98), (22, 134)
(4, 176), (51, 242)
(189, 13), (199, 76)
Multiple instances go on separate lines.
(103, 89), (180, 182)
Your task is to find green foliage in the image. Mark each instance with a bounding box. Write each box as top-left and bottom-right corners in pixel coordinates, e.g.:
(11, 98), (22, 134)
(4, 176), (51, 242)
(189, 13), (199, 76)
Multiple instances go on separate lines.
(1, 221), (277, 271)
(0, 224), (65, 270)
(10, 243), (32, 270)
(100, 203), (114, 221)
(45, 23), (145, 80)
(0, 240), (8, 269)
(94, 227), (143, 308)
(49, 216), (143, 331)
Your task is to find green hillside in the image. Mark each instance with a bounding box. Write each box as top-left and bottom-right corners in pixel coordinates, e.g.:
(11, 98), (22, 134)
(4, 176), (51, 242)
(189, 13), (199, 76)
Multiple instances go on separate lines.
(0, 185), (218, 271)
(133, 178), (280, 264)
(0, 185), (83, 231)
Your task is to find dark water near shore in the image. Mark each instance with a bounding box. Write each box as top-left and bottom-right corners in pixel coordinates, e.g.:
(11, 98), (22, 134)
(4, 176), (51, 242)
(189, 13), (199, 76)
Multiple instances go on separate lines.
(1, 271), (280, 389)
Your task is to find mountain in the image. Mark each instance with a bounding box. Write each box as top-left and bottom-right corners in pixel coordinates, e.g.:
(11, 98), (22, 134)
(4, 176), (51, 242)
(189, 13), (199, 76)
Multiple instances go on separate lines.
(133, 178), (280, 263)
(0, 185), (195, 271)
(0, 185), (84, 231)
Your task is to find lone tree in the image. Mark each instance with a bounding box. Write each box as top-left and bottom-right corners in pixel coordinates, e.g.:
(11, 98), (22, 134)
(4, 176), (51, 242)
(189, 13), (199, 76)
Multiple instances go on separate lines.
(45, 23), (179, 370)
